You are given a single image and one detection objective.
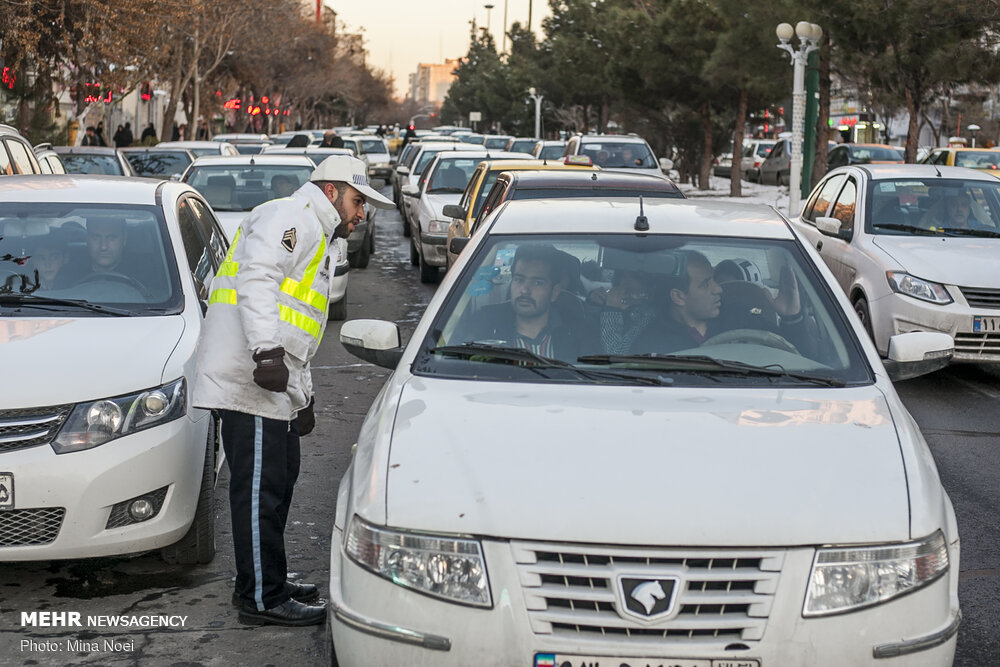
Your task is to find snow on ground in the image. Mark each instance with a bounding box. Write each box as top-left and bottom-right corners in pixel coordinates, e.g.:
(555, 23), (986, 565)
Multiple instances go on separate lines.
(673, 174), (793, 216)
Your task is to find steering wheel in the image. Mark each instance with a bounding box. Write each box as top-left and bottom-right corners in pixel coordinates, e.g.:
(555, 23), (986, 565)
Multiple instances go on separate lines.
(76, 272), (151, 299)
(702, 328), (799, 354)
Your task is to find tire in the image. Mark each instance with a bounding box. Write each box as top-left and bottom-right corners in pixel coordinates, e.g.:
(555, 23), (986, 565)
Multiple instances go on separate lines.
(419, 254), (438, 283)
(409, 237), (419, 266)
(853, 295), (875, 342)
(368, 221), (376, 255)
(353, 239), (370, 269)
(402, 211), (411, 237)
(778, 171), (788, 187)
(161, 422), (216, 565)
(329, 296), (347, 321)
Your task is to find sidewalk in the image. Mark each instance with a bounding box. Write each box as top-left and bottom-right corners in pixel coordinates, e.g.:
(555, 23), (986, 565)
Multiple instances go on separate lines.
(674, 174), (791, 216)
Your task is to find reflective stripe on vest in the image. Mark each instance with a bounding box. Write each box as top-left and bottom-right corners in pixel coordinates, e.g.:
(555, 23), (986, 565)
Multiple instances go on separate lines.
(208, 227), (329, 340)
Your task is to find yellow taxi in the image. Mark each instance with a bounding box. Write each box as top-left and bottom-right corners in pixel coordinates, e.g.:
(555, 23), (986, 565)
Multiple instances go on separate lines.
(443, 157), (597, 268)
(922, 145), (1000, 176)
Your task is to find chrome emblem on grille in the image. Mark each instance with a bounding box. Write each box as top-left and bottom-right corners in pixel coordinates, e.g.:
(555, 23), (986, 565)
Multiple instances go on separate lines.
(617, 574), (679, 621)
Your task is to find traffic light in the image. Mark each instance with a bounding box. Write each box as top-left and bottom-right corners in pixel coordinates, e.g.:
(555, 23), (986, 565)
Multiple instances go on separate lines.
(141, 82), (152, 101)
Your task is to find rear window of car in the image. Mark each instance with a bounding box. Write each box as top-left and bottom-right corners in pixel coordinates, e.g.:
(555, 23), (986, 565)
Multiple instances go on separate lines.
(851, 147), (903, 162)
(579, 142), (655, 168)
(359, 139), (387, 154)
(60, 153), (124, 175)
(184, 165), (315, 211)
(955, 151), (1000, 169)
(125, 152), (192, 177)
(0, 203), (183, 314)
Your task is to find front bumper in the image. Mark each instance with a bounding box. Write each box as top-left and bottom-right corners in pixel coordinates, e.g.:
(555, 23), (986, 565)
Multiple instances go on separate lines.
(329, 259), (350, 303)
(368, 165), (393, 180)
(329, 527), (959, 667)
(870, 290), (1000, 362)
(0, 413), (209, 560)
(419, 232), (448, 267)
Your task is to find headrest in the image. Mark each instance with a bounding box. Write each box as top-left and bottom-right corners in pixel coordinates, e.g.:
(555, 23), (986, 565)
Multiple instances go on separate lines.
(206, 174), (235, 188)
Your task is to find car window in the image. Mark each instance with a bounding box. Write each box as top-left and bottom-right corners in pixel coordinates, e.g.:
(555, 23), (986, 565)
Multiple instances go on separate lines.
(472, 170), (505, 218)
(44, 155), (66, 174)
(459, 166), (485, 212)
(804, 174), (846, 224)
(125, 151), (192, 177)
(187, 197), (228, 265)
(414, 233), (870, 386)
(756, 142), (775, 157)
(867, 177), (1000, 235)
(538, 144), (565, 160)
(414, 149), (448, 175)
(6, 140), (38, 174)
(359, 139), (387, 154)
(955, 151), (1000, 169)
(0, 203), (183, 312)
(580, 142), (655, 168)
(176, 198), (214, 290)
(184, 164), (314, 211)
(0, 143), (12, 175)
(851, 146), (903, 163)
(928, 150), (949, 166)
(827, 147), (845, 169)
(830, 178), (858, 234)
(60, 153), (123, 175)
(426, 158), (478, 194)
(473, 182), (507, 235)
(768, 141), (785, 159)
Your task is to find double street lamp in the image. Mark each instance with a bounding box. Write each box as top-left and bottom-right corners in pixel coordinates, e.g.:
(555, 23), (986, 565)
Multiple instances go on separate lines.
(776, 21), (822, 216)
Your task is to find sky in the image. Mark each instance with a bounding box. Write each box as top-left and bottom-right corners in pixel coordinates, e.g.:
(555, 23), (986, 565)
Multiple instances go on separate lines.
(327, 1), (551, 98)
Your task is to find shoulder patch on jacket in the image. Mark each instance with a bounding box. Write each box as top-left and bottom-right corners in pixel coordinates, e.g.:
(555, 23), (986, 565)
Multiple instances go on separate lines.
(281, 228), (297, 252)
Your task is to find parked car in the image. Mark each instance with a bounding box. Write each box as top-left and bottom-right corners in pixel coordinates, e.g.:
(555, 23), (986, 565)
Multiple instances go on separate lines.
(792, 163), (1000, 364)
(403, 150), (531, 282)
(759, 139), (842, 186)
(740, 139), (776, 182)
(443, 158), (600, 268)
(921, 146), (1000, 175)
(32, 142), (67, 174)
(120, 146), (197, 179)
(712, 151), (735, 178)
(157, 140), (240, 157)
(53, 145), (137, 176)
(0, 124), (43, 175)
(531, 140), (568, 160)
(329, 196), (959, 666)
(0, 174), (229, 563)
(180, 154), (350, 319)
(563, 134), (669, 179)
(826, 143), (904, 170)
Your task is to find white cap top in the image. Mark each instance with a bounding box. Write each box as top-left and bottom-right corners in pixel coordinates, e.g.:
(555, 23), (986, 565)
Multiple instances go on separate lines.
(310, 155), (394, 209)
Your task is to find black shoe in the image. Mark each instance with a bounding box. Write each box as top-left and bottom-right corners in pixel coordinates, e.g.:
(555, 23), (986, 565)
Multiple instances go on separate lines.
(237, 598), (326, 627)
(232, 580), (320, 606)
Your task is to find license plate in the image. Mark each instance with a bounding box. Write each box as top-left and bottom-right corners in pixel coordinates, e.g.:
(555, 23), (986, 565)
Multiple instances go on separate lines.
(973, 316), (1000, 333)
(534, 655), (759, 667)
(0, 472), (12, 510)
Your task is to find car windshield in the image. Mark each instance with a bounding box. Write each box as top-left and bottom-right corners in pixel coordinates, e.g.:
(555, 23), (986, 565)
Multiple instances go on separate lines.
(414, 148), (452, 175)
(413, 233), (871, 386)
(358, 139), (386, 154)
(867, 178), (1000, 237)
(510, 140), (537, 153)
(60, 154), (123, 175)
(484, 137), (510, 149)
(0, 203), (182, 314)
(234, 144), (267, 155)
(743, 143), (774, 158)
(185, 164), (315, 211)
(125, 152), (192, 176)
(852, 146), (903, 162)
(426, 158), (478, 194)
(189, 147), (224, 157)
(580, 142), (656, 168)
(538, 144), (565, 160)
(955, 151), (1000, 169)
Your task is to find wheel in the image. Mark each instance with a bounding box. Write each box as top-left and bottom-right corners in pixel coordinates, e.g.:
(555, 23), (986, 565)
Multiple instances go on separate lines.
(328, 296), (347, 321)
(351, 240), (370, 269)
(409, 237), (419, 266)
(778, 171), (788, 187)
(702, 328), (799, 354)
(368, 221), (376, 255)
(402, 209), (411, 237)
(161, 422), (216, 565)
(419, 253), (438, 283)
(853, 295), (875, 342)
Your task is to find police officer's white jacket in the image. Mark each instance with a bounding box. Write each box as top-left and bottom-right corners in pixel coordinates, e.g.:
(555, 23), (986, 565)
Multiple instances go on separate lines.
(193, 181), (343, 420)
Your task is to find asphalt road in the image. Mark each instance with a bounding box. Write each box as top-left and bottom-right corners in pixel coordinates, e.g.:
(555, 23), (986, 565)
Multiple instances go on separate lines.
(0, 188), (996, 666)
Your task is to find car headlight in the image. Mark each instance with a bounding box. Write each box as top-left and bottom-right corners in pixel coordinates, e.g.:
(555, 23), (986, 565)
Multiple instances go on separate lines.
(51, 378), (187, 454)
(886, 271), (953, 304)
(345, 515), (491, 607)
(428, 219), (450, 234)
(803, 531), (948, 616)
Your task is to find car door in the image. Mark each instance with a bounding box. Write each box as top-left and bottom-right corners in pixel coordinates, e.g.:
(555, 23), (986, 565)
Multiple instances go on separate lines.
(176, 195), (221, 309)
(815, 175), (861, 293)
(760, 140), (785, 184)
(791, 172), (846, 268)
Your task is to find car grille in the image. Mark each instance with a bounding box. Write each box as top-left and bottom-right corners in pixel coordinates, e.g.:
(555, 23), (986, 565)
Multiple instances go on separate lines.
(959, 286), (1000, 309)
(513, 541), (783, 646)
(0, 405), (72, 453)
(954, 332), (1000, 357)
(0, 508), (65, 546)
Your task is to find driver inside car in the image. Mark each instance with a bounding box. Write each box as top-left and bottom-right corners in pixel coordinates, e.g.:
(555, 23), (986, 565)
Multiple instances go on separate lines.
(62, 217), (152, 297)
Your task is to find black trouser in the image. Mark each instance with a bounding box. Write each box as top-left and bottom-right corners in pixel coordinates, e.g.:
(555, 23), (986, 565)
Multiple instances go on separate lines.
(219, 409), (301, 611)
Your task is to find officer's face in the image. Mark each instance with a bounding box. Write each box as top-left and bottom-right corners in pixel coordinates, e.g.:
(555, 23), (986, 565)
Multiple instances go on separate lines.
(328, 184), (366, 238)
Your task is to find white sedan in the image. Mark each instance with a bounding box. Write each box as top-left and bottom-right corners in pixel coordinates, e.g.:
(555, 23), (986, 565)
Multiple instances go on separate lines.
(329, 198), (960, 666)
(792, 164), (1000, 363)
(0, 175), (226, 563)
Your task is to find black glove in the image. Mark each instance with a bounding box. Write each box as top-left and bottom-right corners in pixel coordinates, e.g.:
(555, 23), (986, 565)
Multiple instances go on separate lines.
(297, 396), (316, 436)
(252, 346), (289, 393)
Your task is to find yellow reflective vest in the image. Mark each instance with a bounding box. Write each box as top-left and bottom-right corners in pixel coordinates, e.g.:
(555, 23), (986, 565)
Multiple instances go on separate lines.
(192, 182), (344, 420)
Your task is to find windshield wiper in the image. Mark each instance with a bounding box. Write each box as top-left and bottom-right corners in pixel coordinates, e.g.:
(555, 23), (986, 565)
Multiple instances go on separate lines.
(0, 294), (135, 316)
(930, 226), (1000, 238)
(578, 353), (845, 387)
(430, 343), (667, 386)
(872, 223), (939, 235)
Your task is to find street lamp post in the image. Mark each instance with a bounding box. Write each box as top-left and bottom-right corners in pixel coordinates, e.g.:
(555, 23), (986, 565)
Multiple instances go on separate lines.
(776, 21), (822, 217)
(968, 123), (981, 148)
(528, 87), (543, 139)
(484, 4), (494, 33)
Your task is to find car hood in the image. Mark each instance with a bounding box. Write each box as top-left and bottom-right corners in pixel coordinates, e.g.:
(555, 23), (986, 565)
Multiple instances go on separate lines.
(873, 235), (1000, 286)
(381, 379), (909, 546)
(1, 316), (184, 407)
(424, 193), (461, 217)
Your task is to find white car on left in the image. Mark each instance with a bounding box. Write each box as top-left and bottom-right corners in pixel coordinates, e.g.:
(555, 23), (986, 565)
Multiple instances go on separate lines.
(0, 174), (227, 563)
(182, 154), (351, 319)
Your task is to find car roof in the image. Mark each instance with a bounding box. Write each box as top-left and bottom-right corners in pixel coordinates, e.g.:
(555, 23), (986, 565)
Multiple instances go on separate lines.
(187, 155), (315, 166)
(432, 151), (534, 163)
(0, 174), (186, 204)
(504, 169), (679, 190)
(488, 198), (792, 238)
(846, 164), (997, 180)
(52, 146), (121, 155)
(482, 158), (595, 172)
(159, 140), (236, 148)
(577, 134), (649, 143)
(119, 146), (194, 154)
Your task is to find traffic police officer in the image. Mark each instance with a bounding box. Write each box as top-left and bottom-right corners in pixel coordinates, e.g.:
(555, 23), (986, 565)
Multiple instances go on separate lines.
(193, 156), (393, 626)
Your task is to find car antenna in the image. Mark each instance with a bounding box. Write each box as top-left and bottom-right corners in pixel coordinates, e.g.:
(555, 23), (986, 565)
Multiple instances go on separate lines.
(933, 163), (942, 178)
(591, 172), (598, 181)
(634, 196), (649, 232)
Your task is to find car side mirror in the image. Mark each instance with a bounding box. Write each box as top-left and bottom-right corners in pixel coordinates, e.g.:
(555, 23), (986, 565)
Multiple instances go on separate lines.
(882, 332), (954, 382)
(401, 184), (420, 198)
(815, 216), (849, 239)
(442, 204), (467, 220)
(659, 157), (674, 172)
(449, 236), (470, 255)
(340, 319), (404, 370)
(396, 165), (410, 176)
